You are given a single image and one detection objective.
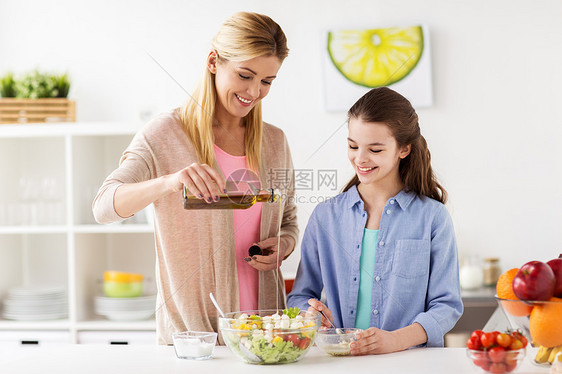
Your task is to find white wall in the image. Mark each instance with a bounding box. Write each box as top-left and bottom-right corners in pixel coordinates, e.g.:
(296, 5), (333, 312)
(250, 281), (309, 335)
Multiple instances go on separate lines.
(2, 0), (561, 275)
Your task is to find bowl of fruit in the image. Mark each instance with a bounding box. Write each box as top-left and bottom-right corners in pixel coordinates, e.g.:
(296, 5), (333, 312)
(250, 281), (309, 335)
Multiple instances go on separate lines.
(466, 329), (527, 373)
(495, 255), (562, 367)
(218, 307), (320, 365)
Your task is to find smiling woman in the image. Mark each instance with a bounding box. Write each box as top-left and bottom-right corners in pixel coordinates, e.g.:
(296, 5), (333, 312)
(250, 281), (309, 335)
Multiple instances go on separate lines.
(92, 12), (299, 345)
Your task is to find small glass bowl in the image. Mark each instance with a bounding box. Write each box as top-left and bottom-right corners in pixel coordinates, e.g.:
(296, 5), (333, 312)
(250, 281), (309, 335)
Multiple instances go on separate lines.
(466, 348), (526, 373)
(172, 331), (218, 360)
(315, 328), (362, 356)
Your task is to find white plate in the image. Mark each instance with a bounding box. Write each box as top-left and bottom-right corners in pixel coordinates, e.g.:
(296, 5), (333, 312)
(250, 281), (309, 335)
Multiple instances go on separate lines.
(3, 306), (67, 314)
(94, 295), (155, 302)
(97, 310), (154, 321)
(8, 286), (66, 297)
(3, 299), (67, 307)
(2, 312), (68, 321)
(94, 296), (155, 312)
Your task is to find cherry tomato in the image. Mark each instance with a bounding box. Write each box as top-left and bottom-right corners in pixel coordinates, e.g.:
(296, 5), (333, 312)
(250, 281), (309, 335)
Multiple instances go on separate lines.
(508, 338), (523, 350)
(286, 334), (301, 347)
(489, 362), (506, 374)
(510, 331), (528, 348)
(481, 332), (498, 348)
(471, 329), (485, 341)
(496, 333), (512, 348)
(466, 335), (483, 350)
(488, 346), (507, 363)
(472, 351), (489, 369)
(299, 337), (311, 350)
(505, 361), (517, 372)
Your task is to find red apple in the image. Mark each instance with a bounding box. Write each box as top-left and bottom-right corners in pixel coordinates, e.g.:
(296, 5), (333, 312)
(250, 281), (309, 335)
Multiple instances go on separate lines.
(546, 255), (562, 298)
(512, 261), (555, 301)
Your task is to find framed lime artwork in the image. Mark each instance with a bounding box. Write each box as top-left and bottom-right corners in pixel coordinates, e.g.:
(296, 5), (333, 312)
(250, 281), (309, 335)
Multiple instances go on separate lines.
(323, 25), (432, 111)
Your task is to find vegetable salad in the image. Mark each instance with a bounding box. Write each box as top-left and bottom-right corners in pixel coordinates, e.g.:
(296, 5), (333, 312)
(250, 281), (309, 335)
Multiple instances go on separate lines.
(221, 308), (319, 364)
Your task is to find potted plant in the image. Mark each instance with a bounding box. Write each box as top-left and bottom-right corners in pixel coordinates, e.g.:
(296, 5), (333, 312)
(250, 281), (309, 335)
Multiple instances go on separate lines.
(0, 70), (75, 124)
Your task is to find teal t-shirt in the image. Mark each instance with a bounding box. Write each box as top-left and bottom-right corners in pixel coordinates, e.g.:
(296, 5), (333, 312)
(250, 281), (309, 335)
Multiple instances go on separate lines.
(355, 228), (379, 330)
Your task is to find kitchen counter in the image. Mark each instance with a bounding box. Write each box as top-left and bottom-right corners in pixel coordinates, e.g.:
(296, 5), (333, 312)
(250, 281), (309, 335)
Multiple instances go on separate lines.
(0, 345), (548, 374)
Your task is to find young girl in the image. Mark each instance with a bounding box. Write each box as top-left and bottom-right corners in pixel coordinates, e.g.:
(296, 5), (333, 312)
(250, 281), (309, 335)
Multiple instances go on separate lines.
(287, 87), (462, 354)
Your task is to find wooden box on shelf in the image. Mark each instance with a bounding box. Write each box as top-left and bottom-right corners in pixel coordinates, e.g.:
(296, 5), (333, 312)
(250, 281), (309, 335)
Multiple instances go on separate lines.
(0, 98), (76, 124)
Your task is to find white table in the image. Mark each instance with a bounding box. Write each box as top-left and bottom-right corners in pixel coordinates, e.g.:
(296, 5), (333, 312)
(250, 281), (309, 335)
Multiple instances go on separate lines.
(0, 345), (549, 374)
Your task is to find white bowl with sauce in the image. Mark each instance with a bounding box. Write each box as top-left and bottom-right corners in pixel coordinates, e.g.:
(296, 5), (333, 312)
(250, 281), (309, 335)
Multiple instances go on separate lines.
(315, 328), (362, 356)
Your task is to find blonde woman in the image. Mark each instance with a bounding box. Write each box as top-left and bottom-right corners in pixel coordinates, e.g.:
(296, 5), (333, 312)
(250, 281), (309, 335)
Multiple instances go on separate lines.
(93, 12), (298, 344)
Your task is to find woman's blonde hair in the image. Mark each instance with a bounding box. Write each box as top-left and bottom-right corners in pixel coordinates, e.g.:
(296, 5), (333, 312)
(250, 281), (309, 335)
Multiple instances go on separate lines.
(177, 12), (289, 172)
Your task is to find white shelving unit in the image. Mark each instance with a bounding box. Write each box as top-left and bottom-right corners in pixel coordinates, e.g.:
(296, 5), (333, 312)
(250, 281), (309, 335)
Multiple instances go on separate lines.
(0, 122), (157, 345)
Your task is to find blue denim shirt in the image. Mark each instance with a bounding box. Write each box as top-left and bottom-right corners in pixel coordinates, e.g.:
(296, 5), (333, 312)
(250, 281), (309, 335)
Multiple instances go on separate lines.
(287, 186), (463, 347)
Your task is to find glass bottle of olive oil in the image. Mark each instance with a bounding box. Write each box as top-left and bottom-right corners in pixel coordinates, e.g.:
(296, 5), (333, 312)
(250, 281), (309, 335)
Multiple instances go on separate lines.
(182, 184), (279, 210)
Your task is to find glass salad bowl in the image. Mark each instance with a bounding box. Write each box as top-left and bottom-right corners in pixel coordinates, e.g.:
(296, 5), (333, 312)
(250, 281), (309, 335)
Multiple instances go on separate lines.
(218, 308), (320, 365)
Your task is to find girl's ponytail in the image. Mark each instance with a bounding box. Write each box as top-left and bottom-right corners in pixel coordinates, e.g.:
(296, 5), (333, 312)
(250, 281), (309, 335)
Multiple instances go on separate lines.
(400, 135), (447, 204)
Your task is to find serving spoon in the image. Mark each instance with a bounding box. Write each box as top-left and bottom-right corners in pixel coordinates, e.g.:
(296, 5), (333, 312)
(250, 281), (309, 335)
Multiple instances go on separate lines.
(318, 309), (344, 334)
(208, 293), (262, 364)
(209, 292), (225, 318)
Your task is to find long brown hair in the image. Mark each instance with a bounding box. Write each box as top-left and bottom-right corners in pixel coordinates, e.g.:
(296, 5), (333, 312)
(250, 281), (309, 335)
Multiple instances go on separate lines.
(177, 12), (289, 172)
(342, 87), (447, 204)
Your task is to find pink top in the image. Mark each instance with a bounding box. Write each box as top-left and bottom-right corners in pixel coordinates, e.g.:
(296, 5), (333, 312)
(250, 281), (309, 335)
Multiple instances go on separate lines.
(213, 144), (260, 311)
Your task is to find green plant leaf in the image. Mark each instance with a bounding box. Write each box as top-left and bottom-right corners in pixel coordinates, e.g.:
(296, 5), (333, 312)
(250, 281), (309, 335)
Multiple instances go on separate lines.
(0, 72), (17, 97)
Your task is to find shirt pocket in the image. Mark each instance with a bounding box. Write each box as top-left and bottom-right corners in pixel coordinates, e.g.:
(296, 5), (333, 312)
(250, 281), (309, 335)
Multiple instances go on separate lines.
(391, 239), (430, 279)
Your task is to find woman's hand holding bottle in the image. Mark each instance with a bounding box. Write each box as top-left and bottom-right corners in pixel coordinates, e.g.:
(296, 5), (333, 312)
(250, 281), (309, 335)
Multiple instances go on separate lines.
(170, 163), (226, 203)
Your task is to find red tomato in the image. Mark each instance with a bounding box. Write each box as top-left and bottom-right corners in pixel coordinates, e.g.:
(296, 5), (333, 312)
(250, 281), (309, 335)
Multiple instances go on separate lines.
(466, 336), (482, 350)
(508, 338), (523, 350)
(496, 333), (512, 348)
(481, 332), (498, 348)
(505, 361), (517, 372)
(471, 329), (485, 341)
(286, 334), (301, 347)
(488, 346), (507, 363)
(299, 337), (311, 350)
(505, 350), (520, 364)
(472, 351), (489, 369)
(489, 362), (506, 374)
(510, 331), (528, 348)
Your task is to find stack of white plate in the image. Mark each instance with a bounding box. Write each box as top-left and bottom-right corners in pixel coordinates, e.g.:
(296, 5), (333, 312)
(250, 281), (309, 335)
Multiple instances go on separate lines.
(94, 295), (155, 321)
(2, 286), (68, 321)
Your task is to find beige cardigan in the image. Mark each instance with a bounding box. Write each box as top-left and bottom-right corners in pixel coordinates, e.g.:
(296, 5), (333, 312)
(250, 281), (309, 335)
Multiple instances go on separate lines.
(93, 111), (298, 344)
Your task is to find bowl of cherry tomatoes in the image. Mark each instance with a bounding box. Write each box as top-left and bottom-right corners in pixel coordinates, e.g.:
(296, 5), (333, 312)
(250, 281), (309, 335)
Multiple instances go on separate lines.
(466, 329), (527, 373)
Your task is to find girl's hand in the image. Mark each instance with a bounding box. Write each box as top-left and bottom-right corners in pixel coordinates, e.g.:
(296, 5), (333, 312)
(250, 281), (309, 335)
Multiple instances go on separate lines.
(244, 236), (294, 271)
(168, 163), (226, 203)
(307, 299), (334, 328)
(350, 327), (401, 355)
(350, 323), (427, 355)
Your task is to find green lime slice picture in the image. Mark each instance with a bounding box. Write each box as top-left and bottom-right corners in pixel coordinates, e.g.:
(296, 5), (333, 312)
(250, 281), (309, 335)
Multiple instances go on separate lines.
(327, 26), (424, 88)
